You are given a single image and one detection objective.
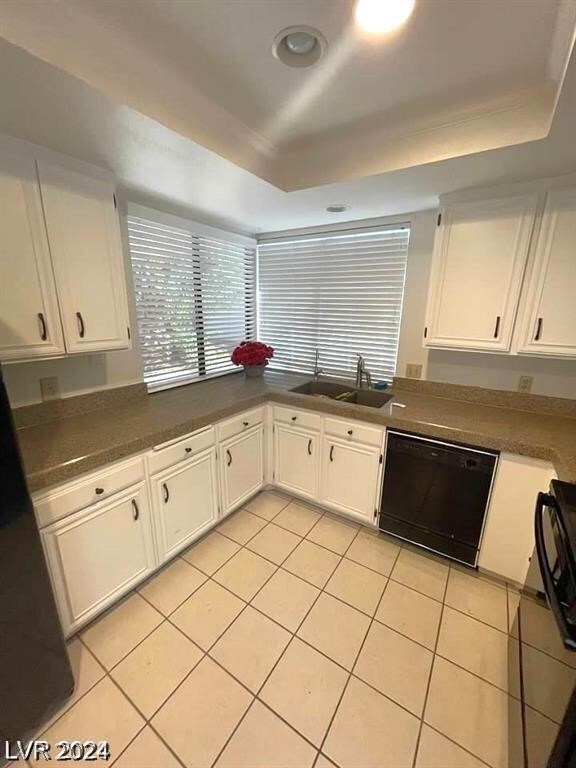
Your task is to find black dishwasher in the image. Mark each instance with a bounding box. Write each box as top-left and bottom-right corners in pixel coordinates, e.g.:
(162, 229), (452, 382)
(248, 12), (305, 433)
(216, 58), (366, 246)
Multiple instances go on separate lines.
(379, 431), (498, 566)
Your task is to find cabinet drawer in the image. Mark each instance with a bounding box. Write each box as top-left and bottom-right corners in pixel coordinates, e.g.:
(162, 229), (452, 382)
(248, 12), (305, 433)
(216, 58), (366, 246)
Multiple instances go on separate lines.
(324, 417), (383, 447)
(218, 407), (265, 442)
(34, 456), (145, 529)
(273, 405), (321, 432)
(149, 426), (216, 475)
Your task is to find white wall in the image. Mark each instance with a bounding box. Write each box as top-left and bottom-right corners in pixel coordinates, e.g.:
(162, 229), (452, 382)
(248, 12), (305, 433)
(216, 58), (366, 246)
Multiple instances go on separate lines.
(3, 193), (144, 407)
(396, 210), (435, 379)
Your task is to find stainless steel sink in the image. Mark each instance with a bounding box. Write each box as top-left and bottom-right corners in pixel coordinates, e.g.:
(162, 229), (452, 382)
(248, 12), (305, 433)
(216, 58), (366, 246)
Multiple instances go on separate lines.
(290, 381), (354, 399)
(341, 389), (394, 408)
(290, 380), (393, 408)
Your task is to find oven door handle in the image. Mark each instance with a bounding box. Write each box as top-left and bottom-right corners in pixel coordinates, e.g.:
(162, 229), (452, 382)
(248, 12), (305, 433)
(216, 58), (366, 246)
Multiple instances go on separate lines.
(534, 491), (576, 651)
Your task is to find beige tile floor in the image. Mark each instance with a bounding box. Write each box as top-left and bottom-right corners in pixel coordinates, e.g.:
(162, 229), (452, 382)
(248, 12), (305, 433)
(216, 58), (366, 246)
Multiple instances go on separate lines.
(30, 490), (570, 768)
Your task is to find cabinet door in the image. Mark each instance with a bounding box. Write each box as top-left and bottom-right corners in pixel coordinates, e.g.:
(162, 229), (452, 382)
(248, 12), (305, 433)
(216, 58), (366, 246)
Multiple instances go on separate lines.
(42, 483), (155, 635)
(425, 196), (536, 351)
(220, 426), (264, 515)
(152, 448), (218, 562)
(0, 152), (64, 360)
(37, 161), (130, 353)
(321, 437), (381, 523)
(478, 454), (555, 586)
(518, 187), (576, 357)
(273, 423), (319, 500)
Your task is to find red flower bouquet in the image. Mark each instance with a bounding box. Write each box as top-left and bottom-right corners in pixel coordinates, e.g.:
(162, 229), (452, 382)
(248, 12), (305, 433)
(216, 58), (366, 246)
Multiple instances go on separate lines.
(231, 341), (274, 374)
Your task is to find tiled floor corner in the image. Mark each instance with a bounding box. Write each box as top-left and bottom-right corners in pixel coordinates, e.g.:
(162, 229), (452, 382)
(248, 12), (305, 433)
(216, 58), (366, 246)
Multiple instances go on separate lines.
(31, 490), (552, 768)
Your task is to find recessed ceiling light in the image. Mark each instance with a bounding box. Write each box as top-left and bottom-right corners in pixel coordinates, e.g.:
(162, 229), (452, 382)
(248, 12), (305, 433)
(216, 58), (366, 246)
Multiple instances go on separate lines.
(354, 0), (415, 35)
(272, 26), (327, 68)
(326, 204), (350, 213)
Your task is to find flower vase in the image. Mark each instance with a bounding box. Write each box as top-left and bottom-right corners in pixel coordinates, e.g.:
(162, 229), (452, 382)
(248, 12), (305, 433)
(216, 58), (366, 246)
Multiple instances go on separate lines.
(244, 365), (266, 378)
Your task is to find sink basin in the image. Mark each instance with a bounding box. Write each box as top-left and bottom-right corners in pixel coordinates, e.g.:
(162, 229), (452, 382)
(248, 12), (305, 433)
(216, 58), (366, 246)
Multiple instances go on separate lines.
(290, 381), (393, 408)
(341, 389), (394, 408)
(290, 381), (354, 399)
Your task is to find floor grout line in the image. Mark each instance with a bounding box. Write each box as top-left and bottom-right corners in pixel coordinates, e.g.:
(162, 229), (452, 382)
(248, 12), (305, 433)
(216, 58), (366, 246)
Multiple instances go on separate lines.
(410, 558), (450, 768)
(316, 532), (402, 764)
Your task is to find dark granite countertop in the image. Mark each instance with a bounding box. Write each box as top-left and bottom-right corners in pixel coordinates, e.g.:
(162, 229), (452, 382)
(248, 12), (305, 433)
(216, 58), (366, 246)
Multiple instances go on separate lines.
(15, 371), (576, 493)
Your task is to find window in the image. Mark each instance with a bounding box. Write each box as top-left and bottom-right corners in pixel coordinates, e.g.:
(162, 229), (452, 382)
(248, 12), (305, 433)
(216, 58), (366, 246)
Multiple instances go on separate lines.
(258, 225), (410, 382)
(127, 206), (256, 391)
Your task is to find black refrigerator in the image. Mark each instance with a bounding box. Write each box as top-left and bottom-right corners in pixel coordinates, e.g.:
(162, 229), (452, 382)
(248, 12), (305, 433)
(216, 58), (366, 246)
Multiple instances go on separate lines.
(0, 368), (74, 759)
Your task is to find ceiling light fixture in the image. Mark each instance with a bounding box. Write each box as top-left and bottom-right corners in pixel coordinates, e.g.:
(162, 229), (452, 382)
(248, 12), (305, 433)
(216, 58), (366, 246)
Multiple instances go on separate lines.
(354, 0), (415, 35)
(326, 204), (350, 213)
(272, 26), (327, 68)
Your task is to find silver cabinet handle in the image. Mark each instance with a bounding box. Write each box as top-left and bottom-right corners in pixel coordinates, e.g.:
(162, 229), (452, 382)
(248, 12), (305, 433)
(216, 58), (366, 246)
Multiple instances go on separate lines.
(162, 482), (169, 503)
(131, 499), (139, 521)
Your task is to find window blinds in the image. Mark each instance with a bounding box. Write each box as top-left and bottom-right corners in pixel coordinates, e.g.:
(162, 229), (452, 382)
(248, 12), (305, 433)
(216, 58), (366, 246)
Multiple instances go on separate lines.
(128, 212), (256, 391)
(258, 225), (410, 382)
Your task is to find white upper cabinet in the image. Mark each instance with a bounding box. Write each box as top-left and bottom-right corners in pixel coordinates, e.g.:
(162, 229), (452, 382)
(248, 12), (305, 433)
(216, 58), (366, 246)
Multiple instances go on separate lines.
(0, 152), (64, 360)
(425, 195), (537, 352)
(37, 161), (130, 353)
(518, 187), (576, 357)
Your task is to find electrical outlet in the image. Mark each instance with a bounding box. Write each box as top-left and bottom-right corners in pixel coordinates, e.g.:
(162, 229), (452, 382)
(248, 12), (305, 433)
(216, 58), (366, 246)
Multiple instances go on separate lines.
(406, 363), (423, 379)
(40, 376), (60, 401)
(518, 376), (533, 394)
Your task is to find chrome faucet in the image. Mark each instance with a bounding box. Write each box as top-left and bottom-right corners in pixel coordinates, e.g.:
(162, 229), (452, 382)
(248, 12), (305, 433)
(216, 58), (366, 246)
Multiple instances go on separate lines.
(355, 354), (372, 389)
(313, 348), (323, 380)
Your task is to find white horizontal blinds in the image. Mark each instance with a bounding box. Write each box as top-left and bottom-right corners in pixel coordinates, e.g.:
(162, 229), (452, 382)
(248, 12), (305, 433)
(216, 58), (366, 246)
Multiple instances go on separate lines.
(128, 213), (256, 390)
(258, 226), (410, 381)
(128, 217), (200, 388)
(198, 235), (257, 377)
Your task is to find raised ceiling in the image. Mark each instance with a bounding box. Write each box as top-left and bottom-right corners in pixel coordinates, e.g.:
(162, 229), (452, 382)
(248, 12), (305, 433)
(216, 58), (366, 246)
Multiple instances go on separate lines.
(2, 34), (576, 237)
(1, 0), (575, 190)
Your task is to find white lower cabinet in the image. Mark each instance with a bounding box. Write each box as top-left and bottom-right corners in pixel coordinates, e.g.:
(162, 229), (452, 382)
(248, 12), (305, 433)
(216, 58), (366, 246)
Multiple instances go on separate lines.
(273, 423), (319, 500)
(219, 425), (264, 515)
(320, 437), (382, 523)
(151, 447), (218, 564)
(478, 453), (556, 585)
(41, 482), (155, 635)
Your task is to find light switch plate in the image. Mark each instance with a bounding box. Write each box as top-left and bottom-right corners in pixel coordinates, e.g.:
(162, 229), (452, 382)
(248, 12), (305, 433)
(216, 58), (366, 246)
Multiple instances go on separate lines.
(40, 376), (60, 401)
(518, 375), (533, 393)
(406, 363), (423, 379)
